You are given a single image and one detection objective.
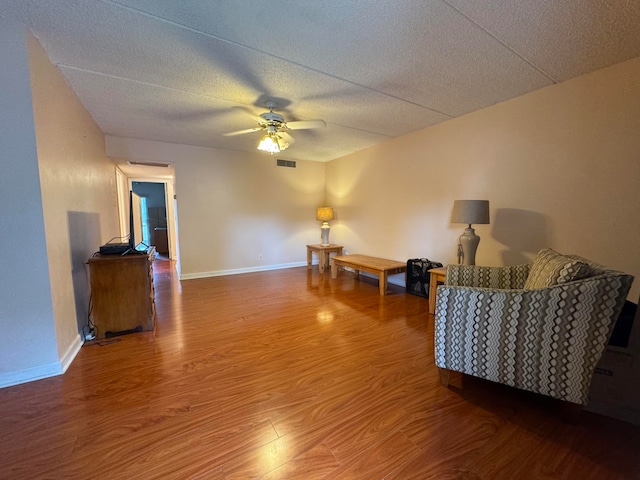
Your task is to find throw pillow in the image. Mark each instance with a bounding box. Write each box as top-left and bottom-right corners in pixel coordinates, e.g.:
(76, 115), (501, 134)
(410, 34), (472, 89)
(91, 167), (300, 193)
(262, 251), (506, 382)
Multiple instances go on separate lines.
(524, 248), (593, 289)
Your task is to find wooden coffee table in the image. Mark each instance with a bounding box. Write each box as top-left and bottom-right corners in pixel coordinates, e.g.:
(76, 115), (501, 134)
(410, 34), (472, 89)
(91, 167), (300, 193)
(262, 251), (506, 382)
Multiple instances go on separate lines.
(331, 254), (406, 296)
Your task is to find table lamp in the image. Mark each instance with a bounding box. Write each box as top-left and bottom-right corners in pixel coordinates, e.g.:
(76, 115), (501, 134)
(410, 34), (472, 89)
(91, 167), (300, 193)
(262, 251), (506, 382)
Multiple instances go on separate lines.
(451, 200), (490, 265)
(316, 207), (334, 246)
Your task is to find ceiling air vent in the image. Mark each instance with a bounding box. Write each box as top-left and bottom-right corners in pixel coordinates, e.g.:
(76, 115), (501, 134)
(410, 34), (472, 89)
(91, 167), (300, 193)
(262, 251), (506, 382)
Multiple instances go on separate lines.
(276, 159), (296, 168)
(127, 161), (171, 167)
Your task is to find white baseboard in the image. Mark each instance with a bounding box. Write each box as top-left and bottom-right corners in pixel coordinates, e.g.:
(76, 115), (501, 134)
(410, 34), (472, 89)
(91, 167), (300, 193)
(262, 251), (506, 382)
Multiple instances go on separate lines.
(180, 261), (307, 280)
(60, 334), (83, 373)
(0, 362), (62, 389)
(178, 261), (407, 286)
(0, 333), (82, 389)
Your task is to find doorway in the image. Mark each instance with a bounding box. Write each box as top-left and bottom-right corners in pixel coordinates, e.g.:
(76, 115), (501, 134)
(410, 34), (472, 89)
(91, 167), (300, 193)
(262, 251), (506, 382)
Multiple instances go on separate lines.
(131, 181), (170, 257)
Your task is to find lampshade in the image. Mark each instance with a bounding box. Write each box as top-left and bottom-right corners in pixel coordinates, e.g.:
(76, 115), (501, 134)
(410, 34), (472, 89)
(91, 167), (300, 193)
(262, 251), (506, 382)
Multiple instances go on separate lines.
(451, 200), (490, 225)
(316, 207), (334, 222)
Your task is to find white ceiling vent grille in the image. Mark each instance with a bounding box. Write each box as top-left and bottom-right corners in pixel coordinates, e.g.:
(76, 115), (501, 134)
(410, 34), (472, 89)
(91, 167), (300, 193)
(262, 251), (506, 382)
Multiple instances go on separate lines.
(276, 159), (296, 168)
(127, 161), (171, 168)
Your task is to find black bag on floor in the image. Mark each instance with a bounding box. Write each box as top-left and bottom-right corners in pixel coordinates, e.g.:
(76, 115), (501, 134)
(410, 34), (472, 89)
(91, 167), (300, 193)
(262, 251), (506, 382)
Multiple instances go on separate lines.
(406, 258), (443, 298)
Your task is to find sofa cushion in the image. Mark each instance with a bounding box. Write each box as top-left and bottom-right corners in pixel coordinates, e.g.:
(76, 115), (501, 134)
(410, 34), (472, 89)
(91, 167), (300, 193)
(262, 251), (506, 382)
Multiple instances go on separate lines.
(524, 248), (593, 289)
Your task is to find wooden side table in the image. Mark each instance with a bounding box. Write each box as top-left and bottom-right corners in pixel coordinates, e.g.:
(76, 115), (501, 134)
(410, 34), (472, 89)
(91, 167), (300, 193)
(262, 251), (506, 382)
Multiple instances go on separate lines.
(428, 267), (446, 314)
(307, 244), (344, 273)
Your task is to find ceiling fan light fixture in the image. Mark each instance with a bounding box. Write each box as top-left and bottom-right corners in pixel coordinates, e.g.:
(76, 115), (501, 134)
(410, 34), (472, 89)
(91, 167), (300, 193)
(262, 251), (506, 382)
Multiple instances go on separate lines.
(258, 133), (281, 153)
(257, 130), (290, 154)
(223, 102), (318, 153)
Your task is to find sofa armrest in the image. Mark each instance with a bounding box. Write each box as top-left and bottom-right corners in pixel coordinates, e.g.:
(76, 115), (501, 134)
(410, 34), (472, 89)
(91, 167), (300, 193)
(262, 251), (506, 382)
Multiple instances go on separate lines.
(445, 264), (530, 289)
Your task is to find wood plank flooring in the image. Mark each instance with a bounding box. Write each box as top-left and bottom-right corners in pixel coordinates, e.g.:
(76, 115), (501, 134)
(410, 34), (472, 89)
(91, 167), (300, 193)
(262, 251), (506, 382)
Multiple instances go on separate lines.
(1, 259), (639, 479)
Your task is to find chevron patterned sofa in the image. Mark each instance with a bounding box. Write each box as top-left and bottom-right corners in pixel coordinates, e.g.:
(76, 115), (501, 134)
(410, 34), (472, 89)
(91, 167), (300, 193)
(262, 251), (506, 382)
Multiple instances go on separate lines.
(434, 248), (633, 406)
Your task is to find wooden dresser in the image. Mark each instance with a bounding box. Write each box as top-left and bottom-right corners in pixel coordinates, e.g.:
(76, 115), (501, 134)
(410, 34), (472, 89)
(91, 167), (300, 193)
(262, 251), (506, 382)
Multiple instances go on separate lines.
(87, 248), (156, 340)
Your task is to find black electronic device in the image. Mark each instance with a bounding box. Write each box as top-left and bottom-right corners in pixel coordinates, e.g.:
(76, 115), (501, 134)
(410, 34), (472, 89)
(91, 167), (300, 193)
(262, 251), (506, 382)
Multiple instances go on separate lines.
(99, 242), (129, 255)
(406, 258), (443, 298)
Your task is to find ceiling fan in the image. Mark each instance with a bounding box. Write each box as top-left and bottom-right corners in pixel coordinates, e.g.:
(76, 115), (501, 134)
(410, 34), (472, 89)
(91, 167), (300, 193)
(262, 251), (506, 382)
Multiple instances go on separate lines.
(223, 101), (326, 153)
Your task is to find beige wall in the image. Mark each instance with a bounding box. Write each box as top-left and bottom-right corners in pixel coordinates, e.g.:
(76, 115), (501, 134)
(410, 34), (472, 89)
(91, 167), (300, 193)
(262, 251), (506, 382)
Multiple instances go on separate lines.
(176, 152), (325, 276)
(28, 36), (120, 357)
(105, 137), (327, 277)
(326, 56), (640, 301)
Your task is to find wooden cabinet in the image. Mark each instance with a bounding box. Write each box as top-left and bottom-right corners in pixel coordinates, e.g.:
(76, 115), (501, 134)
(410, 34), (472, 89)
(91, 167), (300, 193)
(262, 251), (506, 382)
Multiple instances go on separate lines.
(88, 249), (156, 340)
(153, 227), (169, 254)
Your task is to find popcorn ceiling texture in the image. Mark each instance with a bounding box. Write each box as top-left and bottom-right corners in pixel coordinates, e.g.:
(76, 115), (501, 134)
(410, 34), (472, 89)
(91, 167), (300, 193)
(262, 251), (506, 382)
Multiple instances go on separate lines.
(2, 0), (639, 162)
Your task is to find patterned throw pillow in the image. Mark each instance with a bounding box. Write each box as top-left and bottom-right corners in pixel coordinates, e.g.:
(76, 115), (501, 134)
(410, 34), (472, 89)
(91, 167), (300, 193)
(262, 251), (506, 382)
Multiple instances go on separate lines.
(524, 248), (593, 289)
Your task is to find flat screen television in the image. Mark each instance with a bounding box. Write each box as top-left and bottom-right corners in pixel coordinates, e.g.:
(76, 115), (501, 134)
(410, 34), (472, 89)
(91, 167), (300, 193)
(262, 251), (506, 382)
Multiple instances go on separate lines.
(99, 190), (147, 255)
(128, 190), (148, 253)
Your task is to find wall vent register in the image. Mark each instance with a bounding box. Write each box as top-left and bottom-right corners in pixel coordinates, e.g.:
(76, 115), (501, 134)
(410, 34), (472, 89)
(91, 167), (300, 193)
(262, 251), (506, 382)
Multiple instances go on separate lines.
(277, 159), (296, 168)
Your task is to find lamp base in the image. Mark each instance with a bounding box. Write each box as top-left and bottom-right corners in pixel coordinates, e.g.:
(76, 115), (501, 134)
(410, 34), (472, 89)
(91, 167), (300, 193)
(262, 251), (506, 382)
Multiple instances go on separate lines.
(459, 227), (480, 265)
(320, 222), (331, 246)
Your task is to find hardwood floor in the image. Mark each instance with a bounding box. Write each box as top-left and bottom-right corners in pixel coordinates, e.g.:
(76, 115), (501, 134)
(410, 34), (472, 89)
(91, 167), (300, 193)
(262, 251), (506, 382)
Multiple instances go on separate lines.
(1, 259), (639, 479)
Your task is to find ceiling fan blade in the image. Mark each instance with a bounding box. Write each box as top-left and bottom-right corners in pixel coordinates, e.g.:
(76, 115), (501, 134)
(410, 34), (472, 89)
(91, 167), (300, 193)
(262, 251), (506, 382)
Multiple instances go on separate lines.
(280, 131), (295, 145)
(286, 119), (326, 130)
(222, 127), (263, 137)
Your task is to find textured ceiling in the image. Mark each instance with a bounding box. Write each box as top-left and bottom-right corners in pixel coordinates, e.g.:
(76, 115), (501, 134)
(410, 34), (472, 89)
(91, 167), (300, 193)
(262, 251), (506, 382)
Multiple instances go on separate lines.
(2, 0), (640, 163)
